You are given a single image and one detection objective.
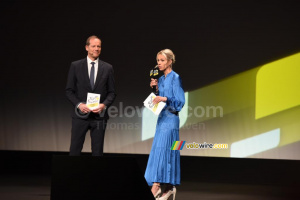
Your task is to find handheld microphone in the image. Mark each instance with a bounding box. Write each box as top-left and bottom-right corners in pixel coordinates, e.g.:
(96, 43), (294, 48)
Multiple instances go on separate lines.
(150, 65), (160, 95)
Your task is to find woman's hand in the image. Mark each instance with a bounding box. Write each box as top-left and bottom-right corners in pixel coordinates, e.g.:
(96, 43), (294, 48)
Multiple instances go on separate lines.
(150, 78), (158, 88)
(153, 96), (167, 104)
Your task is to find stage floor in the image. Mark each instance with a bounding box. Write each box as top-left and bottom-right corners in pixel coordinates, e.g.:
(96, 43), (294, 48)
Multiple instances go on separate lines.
(0, 174), (298, 200)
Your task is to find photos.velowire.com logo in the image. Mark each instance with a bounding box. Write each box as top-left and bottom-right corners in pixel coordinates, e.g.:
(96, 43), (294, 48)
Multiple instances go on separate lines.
(171, 141), (228, 150)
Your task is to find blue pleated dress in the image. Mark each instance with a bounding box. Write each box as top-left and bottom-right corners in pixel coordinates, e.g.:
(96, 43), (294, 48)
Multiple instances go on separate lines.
(144, 70), (185, 186)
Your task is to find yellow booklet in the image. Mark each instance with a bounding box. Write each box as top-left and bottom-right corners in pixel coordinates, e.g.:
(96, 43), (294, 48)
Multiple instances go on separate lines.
(143, 93), (166, 115)
(86, 93), (101, 110)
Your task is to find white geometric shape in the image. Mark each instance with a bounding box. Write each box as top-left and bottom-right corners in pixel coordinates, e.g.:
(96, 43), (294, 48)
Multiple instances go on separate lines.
(141, 107), (158, 141)
(230, 128), (280, 158)
(179, 92), (189, 127)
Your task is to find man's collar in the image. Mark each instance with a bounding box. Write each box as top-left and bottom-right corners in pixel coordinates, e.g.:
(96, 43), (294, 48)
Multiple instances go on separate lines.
(87, 56), (99, 64)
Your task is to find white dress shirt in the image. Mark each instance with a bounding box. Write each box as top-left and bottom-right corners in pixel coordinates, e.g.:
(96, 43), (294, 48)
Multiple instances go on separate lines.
(87, 56), (99, 84)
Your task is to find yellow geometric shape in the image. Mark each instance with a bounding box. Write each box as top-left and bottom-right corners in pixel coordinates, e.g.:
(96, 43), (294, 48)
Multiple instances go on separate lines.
(255, 53), (300, 119)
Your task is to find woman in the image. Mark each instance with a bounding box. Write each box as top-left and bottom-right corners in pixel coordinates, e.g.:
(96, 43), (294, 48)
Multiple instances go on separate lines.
(144, 49), (185, 200)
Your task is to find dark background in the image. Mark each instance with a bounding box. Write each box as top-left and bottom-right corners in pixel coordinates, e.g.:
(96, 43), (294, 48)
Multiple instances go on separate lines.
(0, 0), (299, 152)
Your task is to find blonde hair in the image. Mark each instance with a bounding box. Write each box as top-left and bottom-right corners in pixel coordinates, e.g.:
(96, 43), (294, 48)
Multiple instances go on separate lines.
(157, 49), (176, 67)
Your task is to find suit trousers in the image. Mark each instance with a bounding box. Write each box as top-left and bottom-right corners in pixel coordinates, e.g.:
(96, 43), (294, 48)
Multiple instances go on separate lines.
(69, 118), (107, 156)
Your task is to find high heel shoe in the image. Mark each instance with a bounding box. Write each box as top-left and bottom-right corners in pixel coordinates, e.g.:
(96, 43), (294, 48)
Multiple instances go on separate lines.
(152, 183), (161, 199)
(159, 186), (176, 200)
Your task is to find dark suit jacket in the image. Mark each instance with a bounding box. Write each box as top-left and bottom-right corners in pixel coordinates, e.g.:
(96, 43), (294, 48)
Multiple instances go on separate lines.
(66, 58), (116, 119)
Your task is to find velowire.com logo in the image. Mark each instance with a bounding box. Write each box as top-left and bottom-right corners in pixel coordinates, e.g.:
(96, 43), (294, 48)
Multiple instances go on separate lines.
(171, 141), (228, 150)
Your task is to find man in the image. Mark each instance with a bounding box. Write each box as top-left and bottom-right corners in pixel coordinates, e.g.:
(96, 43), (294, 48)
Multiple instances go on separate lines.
(66, 35), (116, 156)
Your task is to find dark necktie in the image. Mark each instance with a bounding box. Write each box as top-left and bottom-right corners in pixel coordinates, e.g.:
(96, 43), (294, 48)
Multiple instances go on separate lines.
(90, 62), (95, 89)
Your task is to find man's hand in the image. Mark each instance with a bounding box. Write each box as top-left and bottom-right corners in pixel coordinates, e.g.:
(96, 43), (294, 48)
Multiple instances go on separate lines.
(78, 103), (91, 113)
(91, 103), (106, 113)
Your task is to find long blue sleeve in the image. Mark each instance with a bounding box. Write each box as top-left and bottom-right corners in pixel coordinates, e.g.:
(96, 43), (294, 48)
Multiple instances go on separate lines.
(158, 71), (185, 112)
